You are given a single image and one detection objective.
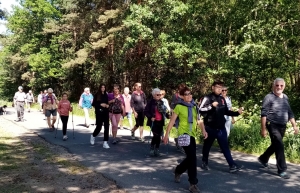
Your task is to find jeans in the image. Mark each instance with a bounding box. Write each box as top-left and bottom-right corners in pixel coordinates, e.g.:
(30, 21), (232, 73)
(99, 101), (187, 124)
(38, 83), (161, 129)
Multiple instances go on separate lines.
(60, 115), (69, 135)
(259, 122), (287, 173)
(202, 126), (236, 167)
(175, 136), (198, 185)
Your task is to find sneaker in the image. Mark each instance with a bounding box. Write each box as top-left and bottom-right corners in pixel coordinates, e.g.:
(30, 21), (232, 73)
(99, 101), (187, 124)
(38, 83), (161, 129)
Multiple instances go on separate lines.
(63, 135), (68, 141)
(154, 148), (160, 157)
(149, 148), (155, 156)
(90, 135), (95, 145)
(200, 162), (209, 170)
(258, 157), (269, 168)
(189, 184), (200, 193)
(229, 164), (243, 173)
(86, 124), (90, 128)
(178, 146), (185, 154)
(278, 172), (290, 179)
(115, 139), (119, 143)
(172, 167), (181, 183)
(112, 139), (117, 144)
(131, 130), (135, 139)
(120, 126), (123, 130)
(52, 125), (55, 130)
(140, 137), (145, 143)
(103, 141), (110, 149)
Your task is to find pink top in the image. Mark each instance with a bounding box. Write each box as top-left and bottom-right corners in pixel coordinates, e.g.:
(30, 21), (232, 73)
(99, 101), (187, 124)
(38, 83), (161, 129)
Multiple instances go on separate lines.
(122, 94), (132, 113)
(58, 100), (72, 116)
(155, 107), (162, 121)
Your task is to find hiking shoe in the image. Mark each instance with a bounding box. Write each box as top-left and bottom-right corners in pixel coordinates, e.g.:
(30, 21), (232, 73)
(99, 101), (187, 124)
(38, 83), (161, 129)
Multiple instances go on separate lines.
(278, 172), (290, 179)
(172, 167), (181, 183)
(200, 162), (209, 170)
(52, 125), (55, 130)
(154, 149), (160, 157)
(189, 184), (200, 193)
(229, 164), (243, 173)
(258, 157), (269, 168)
(112, 139), (117, 144)
(63, 135), (68, 141)
(90, 135), (95, 145)
(131, 130), (135, 139)
(103, 141), (110, 149)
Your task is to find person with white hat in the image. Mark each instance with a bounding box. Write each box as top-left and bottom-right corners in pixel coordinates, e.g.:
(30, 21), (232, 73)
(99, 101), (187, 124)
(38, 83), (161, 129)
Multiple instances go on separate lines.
(13, 86), (26, 122)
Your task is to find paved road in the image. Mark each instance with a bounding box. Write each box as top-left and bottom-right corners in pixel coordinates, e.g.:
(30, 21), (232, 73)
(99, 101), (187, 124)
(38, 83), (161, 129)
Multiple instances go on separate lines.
(3, 108), (300, 193)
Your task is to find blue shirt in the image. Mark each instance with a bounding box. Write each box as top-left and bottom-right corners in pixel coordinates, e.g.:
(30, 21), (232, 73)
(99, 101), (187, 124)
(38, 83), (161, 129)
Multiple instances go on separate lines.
(80, 93), (93, 108)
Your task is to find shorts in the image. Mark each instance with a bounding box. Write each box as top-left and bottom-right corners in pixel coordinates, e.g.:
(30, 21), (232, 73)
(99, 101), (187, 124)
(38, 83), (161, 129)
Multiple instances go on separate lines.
(124, 112), (132, 119)
(135, 111), (145, 127)
(45, 109), (57, 117)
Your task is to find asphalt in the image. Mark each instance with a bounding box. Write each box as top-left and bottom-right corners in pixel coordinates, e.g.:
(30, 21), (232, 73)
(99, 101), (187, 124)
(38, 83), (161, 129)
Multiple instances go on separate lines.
(2, 107), (300, 193)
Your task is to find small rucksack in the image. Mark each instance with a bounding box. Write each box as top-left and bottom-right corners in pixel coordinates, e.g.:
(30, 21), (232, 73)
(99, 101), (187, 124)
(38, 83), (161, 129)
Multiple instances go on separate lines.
(157, 100), (166, 113)
(109, 98), (122, 114)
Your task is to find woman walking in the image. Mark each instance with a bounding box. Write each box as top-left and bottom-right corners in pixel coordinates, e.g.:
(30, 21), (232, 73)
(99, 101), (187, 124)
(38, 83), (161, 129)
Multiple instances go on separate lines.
(108, 85), (125, 144)
(130, 82), (147, 142)
(90, 84), (110, 148)
(38, 91), (43, 112)
(43, 88), (59, 131)
(221, 86), (235, 136)
(58, 93), (73, 141)
(163, 86), (207, 193)
(79, 87), (93, 128)
(144, 88), (169, 156)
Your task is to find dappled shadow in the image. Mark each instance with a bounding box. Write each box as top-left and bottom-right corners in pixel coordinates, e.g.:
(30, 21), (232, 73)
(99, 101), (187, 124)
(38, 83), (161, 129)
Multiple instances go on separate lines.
(2, 108), (300, 193)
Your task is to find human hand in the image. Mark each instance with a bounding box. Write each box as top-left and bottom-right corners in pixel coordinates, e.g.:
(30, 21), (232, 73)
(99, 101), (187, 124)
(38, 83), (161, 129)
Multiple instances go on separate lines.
(294, 126), (299, 135)
(163, 134), (169, 144)
(231, 119), (235, 124)
(261, 129), (268, 138)
(212, 102), (218, 107)
(202, 130), (208, 139)
(238, 107), (244, 114)
(134, 112), (138, 118)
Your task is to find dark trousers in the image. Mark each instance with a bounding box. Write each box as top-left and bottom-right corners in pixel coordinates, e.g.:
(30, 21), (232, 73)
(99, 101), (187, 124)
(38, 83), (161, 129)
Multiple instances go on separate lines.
(175, 136), (198, 185)
(202, 126), (235, 167)
(93, 111), (109, 141)
(259, 122), (287, 173)
(60, 115), (69, 135)
(150, 120), (164, 149)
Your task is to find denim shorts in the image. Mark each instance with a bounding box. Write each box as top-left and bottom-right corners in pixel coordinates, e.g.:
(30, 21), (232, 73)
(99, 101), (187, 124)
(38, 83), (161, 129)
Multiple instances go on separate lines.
(124, 112), (132, 119)
(45, 109), (57, 117)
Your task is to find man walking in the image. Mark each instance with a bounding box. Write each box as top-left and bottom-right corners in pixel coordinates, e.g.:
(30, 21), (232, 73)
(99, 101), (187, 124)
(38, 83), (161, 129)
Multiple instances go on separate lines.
(258, 78), (299, 179)
(13, 86), (26, 122)
(199, 80), (243, 173)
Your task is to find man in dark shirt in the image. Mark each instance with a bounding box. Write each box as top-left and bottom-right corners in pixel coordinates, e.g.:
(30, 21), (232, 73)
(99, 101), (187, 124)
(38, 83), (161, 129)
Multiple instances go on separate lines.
(258, 78), (299, 179)
(199, 80), (243, 173)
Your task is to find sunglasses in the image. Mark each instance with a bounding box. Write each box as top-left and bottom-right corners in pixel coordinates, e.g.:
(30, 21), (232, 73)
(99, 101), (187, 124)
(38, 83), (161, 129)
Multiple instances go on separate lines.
(156, 94), (161, 96)
(276, 85), (284, 87)
(184, 92), (192, 96)
(222, 90), (227, 92)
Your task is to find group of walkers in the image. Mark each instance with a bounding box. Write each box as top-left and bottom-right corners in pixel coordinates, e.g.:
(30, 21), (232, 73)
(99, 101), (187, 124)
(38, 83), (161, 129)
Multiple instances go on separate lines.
(13, 77), (299, 193)
(13, 86), (36, 121)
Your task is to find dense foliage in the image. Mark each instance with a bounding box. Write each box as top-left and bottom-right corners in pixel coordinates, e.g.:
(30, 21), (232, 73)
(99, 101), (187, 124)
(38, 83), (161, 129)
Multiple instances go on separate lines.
(1, 0), (300, 116)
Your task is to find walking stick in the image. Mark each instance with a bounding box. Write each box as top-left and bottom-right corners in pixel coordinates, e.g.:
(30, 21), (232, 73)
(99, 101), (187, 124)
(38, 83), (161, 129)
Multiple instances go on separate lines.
(55, 114), (60, 138)
(72, 109), (75, 139)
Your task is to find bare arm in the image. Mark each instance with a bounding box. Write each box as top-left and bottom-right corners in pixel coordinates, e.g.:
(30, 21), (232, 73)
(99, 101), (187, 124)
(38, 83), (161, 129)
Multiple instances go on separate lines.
(163, 112), (178, 144)
(289, 118), (299, 134)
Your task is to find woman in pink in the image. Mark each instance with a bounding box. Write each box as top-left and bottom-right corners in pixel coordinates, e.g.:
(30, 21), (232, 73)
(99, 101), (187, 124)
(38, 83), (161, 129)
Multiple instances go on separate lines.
(108, 85), (125, 144)
(58, 93), (73, 141)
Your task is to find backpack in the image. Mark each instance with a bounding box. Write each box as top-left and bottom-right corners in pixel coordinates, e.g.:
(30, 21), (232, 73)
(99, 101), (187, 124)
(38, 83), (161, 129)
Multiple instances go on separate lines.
(109, 98), (123, 114)
(157, 100), (166, 113)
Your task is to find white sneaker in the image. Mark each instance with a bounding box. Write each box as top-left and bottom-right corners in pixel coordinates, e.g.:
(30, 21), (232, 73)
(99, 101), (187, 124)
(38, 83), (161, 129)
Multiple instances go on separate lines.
(63, 135), (68, 141)
(90, 135), (95, 145)
(103, 141), (110, 149)
(120, 126), (123, 130)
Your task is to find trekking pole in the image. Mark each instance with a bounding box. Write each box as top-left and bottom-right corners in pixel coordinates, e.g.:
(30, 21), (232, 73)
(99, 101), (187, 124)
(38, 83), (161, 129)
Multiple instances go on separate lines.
(55, 114), (60, 138)
(72, 109), (75, 139)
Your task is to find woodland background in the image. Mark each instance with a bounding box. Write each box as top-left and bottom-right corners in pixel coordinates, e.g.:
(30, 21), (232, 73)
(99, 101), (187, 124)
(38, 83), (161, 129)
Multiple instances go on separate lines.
(1, 0), (300, 116)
